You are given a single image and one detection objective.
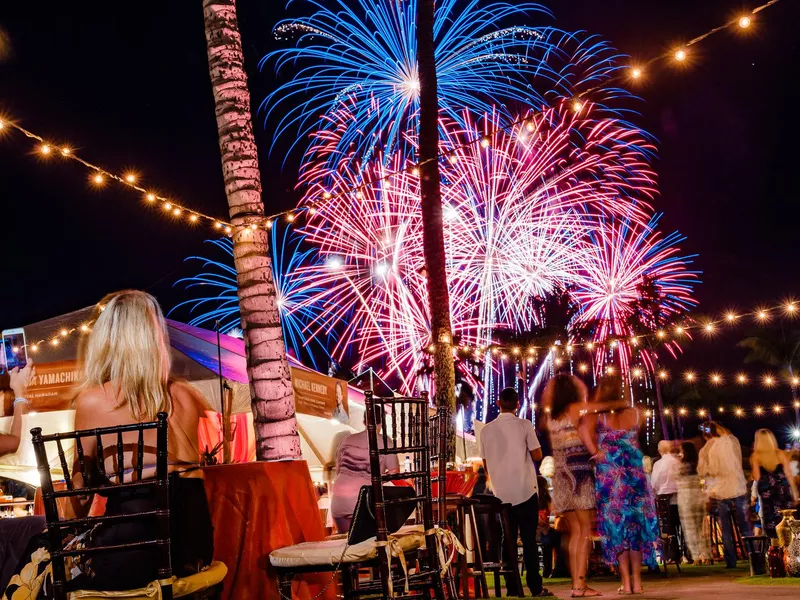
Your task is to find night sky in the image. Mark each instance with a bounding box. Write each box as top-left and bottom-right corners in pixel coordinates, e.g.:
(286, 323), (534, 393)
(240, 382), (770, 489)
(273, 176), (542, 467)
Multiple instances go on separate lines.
(1, 1), (799, 441)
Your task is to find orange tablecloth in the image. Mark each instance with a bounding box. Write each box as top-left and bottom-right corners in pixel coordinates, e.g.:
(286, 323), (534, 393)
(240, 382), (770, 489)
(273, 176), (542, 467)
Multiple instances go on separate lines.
(202, 461), (335, 600)
(432, 471), (479, 497)
(396, 471), (479, 497)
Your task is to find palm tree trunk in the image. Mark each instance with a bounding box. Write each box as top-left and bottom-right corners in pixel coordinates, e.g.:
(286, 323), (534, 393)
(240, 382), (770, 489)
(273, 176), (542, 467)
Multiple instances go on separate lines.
(416, 0), (456, 446)
(203, 0), (299, 460)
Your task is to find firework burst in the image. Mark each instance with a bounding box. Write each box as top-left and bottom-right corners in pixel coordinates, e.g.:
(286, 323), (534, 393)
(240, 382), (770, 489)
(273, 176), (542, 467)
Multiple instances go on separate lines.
(288, 102), (678, 390)
(261, 0), (634, 166)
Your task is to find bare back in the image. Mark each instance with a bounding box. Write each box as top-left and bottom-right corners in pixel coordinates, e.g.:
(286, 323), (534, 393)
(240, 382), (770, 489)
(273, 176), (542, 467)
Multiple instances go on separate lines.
(72, 380), (209, 484)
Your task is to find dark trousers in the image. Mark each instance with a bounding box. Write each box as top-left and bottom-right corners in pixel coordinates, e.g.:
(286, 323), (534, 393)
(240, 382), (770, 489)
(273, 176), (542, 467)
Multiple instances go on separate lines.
(717, 494), (753, 568)
(506, 493), (542, 596)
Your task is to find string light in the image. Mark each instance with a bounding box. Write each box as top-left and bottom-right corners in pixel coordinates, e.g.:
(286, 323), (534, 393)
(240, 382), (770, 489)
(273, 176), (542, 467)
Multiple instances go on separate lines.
(0, 120), (233, 232)
(0, 1), (786, 239)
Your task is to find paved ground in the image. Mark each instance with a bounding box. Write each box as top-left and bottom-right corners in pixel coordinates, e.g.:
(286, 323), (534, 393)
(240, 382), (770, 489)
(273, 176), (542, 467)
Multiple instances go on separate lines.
(540, 562), (800, 599)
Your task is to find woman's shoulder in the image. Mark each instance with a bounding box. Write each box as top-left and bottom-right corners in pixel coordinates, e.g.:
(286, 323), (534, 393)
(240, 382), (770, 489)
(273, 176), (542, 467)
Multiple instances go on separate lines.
(169, 380), (212, 412)
(74, 384), (112, 411)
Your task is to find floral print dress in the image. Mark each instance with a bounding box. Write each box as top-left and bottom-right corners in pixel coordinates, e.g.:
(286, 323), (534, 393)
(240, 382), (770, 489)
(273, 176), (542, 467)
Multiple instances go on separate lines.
(757, 463), (794, 538)
(594, 420), (660, 566)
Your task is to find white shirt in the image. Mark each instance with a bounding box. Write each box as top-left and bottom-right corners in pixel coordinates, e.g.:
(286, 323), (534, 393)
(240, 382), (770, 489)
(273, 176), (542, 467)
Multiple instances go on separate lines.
(651, 453), (681, 500)
(698, 435), (747, 500)
(478, 412), (540, 506)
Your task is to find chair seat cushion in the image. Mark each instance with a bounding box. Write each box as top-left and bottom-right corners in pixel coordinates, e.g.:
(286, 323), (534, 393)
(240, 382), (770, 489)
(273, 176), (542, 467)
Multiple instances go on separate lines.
(66, 561), (227, 600)
(269, 525), (425, 569)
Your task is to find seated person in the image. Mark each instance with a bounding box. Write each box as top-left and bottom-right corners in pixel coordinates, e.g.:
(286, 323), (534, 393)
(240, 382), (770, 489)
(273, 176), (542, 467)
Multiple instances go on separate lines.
(0, 364), (33, 457)
(330, 406), (399, 534)
(4, 291), (214, 598)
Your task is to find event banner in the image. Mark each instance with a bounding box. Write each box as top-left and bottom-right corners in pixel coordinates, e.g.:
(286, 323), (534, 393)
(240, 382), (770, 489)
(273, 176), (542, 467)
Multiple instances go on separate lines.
(290, 367), (349, 424)
(26, 360), (79, 410)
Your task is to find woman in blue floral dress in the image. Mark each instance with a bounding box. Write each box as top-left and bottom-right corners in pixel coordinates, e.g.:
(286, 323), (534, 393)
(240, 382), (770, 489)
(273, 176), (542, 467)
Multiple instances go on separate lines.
(591, 377), (660, 595)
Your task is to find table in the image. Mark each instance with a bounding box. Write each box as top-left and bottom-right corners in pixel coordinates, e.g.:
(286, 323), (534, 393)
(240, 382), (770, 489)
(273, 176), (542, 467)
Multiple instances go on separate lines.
(32, 461), (335, 600)
(0, 516), (46, 591)
(202, 461), (336, 600)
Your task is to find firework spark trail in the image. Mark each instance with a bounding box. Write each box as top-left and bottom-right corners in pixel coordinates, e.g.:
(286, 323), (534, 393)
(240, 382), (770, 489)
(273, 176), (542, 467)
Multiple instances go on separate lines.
(261, 0), (637, 167)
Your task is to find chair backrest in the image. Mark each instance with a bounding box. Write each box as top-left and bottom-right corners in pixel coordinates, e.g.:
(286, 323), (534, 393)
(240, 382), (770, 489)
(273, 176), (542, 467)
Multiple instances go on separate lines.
(31, 413), (171, 600)
(655, 494), (677, 535)
(364, 391), (448, 541)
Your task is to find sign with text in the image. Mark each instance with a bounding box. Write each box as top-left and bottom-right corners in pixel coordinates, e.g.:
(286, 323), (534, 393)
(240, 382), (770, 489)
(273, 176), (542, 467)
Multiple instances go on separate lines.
(27, 360), (80, 410)
(290, 367), (349, 424)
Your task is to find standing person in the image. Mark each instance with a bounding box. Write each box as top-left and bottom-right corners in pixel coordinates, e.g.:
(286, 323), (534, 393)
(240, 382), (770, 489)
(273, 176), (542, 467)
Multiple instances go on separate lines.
(650, 440), (682, 560)
(543, 374), (625, 598)
(677, 441), (713, 564)
(591, 376), (660, 595)
(479, 387), (549, 597)
(697, 421), (753, 568)
(751, 428), (799, 537)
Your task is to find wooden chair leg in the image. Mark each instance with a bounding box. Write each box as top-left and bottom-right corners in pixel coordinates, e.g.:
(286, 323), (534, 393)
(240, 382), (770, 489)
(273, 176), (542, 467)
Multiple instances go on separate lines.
(467, 505), (488, 599)
(278, 571), (294, 600)
(340, 565), (354, 600)
(162, 583), (174, 600)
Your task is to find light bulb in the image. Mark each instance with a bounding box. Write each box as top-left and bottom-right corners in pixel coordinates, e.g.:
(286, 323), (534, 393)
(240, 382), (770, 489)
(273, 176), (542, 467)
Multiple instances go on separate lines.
(675, 49), (687, 62)
(738, 16), (751, 29)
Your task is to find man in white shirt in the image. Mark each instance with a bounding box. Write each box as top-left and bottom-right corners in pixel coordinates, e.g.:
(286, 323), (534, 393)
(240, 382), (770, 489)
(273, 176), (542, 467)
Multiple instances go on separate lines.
(697, 422), (752, 568)
(651, 440), (683, 561)
(478, 387), (548, 597)
(651, 440), (680, 501)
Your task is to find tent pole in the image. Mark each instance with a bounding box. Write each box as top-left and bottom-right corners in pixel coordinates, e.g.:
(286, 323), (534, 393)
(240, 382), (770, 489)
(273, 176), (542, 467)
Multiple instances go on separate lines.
(215, 321), (225, 462)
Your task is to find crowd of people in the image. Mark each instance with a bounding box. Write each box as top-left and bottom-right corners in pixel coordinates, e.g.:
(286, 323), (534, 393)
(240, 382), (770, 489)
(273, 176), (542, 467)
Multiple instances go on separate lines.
(4, 288), (800, 598)
(477, 373), (800, 598)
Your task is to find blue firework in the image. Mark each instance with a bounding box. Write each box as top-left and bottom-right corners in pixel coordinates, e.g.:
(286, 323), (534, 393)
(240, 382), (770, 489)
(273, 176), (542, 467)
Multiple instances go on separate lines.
(172, 228), (333, 369)
(261, 0), (634, 167)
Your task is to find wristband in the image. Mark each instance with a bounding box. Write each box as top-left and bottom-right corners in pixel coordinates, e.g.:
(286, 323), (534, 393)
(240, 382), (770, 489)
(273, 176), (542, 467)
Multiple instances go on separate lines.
(13, 397), (30, 407)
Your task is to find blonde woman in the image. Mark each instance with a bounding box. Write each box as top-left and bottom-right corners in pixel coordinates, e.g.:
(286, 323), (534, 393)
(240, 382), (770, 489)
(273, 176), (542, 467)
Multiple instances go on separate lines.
(4, 291), (213, 599)
(752, 428), (799, 537)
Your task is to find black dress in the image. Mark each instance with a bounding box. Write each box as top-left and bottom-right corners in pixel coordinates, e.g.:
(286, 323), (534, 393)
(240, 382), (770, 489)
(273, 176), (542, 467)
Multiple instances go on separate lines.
(3, 475), (213, 598)
(757, 463), (793, 538)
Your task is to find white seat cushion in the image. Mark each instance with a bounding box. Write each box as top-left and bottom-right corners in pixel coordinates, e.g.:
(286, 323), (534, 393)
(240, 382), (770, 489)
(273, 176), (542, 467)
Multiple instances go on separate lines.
(269, 525), (425, 569)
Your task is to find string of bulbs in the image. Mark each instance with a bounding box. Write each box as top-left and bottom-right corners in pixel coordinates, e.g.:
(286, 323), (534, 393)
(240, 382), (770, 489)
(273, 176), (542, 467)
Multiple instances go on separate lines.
(425, 299), (800, 357)
(0, 1), (784, 236)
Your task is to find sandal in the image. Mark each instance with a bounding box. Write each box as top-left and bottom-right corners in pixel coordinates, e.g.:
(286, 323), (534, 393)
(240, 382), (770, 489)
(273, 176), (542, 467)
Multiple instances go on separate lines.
(617, 587), (633, 595)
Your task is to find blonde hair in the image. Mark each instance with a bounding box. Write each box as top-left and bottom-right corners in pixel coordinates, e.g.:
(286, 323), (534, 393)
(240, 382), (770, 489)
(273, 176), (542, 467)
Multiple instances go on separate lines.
(752, 428), (781, 472)
(80, 290), (172, 421)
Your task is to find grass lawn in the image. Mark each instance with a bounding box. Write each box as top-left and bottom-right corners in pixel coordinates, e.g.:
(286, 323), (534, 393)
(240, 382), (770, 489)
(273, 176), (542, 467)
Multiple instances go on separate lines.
(734, 574), (800, 586)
